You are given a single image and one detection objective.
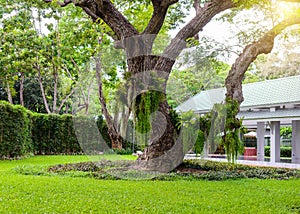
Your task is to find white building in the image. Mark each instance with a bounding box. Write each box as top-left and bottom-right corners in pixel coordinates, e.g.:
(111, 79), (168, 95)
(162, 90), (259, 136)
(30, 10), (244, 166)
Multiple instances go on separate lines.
(176, 75), (300, 164)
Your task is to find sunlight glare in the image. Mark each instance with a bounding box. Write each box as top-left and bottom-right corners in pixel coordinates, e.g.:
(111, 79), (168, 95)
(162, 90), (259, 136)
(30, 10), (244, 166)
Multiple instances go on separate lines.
(275, 2), (299, 19)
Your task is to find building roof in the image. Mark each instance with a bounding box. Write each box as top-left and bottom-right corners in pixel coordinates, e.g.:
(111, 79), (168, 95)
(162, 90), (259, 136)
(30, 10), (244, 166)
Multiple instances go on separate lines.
(176, 75), (300, 113)
(238, 108), (300, 121)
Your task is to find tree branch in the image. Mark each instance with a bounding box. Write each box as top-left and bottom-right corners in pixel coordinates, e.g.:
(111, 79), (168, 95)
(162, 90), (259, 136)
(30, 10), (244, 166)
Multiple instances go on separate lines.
(35, 62), (51, 114)
(44, 0), (73, 7)
(57, 87), (75, 113)
(94, 55), (114, 128)
(79, 0), (139, 39)
(225, 16), (300, 104)
(162, 0), (235, 61)
(193, 0), (202, 15)
(72, 104), (86, 115)
(143, 0), (178, 35)
(45, 0), (138, 40)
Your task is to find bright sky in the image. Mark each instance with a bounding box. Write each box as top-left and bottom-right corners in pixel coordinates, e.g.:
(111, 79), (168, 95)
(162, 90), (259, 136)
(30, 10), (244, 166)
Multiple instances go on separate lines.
(173, 2), (300, 65)
(171, 9), (238, 64)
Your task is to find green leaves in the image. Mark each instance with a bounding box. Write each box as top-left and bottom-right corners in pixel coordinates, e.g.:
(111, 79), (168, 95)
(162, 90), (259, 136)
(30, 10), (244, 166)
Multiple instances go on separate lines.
(0, 101), (32, 159)
(115, 0), (189, 32)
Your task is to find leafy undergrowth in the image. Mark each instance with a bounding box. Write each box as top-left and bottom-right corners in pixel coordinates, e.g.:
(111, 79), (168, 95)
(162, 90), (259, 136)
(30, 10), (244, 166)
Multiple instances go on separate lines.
(16, 159), (300, 181)
(175, 160), (300, 180)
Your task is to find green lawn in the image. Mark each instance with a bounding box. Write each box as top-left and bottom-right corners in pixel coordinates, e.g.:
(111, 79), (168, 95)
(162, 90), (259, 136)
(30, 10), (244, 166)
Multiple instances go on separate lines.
(0, 156), (299, 213)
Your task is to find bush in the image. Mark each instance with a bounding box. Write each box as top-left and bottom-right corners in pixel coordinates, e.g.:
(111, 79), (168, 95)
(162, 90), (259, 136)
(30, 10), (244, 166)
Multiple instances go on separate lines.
(194, 130), (205, 154)
(0, 101), (32, 159)
(281, 147), (292, 157)
(96, 116), (111, 148)
(31, 113), (82, 155)
(265, 147), (270, 157)
(176, 160), (299, 180)
(31, 114), (114, 155)
(264, 146), (292, 157)
(113, 148), (133, 155)
(0, 102), (138, 157)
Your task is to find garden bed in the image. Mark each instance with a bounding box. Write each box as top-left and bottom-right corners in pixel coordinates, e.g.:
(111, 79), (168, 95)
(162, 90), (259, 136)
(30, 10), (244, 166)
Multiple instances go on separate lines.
(36, 159), (300, 181)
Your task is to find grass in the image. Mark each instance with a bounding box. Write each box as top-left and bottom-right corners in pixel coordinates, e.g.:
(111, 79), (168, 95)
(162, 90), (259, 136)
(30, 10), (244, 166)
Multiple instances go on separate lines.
(0, 155), (299, 213)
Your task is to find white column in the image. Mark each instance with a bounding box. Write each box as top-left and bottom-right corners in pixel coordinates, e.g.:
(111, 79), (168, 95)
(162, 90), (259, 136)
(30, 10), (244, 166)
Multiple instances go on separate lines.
(292, 120), (300, 164)
(270, 121), (280, 163)
(256, 122), (265, 161)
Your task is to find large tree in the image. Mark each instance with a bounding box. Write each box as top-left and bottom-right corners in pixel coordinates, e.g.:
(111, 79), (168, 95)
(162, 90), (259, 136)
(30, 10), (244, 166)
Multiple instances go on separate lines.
(0, 1), (105, 114)
(0, 8), (38, 106)
(42, 0), (300, 169)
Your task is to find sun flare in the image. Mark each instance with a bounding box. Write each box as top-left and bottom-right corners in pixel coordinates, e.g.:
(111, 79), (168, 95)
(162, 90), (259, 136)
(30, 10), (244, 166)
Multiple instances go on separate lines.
(275, 2), (299, 18)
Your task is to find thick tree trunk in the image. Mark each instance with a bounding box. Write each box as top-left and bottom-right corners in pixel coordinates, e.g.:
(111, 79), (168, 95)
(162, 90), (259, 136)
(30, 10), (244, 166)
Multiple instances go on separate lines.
(136, 99), (185, 172)
(45, 0), (236, 172)
(125, 54), (185, 171)
(138, 100), (176, 160)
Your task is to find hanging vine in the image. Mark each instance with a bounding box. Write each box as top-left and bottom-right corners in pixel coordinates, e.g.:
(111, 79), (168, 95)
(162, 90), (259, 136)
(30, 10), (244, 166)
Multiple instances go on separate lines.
(133, 91), (164, 145)
(220, 98), (244, 163)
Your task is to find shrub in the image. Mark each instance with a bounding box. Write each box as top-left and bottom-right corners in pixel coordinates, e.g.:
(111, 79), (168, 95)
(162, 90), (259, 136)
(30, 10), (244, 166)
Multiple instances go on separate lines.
(0, 101), (32, 159)
(113, 148), (133, 155)
(265, 147), (270, 157)
(194, 130), (205, 155)
(176, 160), (299, 180)
(31, 114), (114, 155)
(31, 114), (121, 155)
(264, 146), (292, 157)
(31, 113), (82, 155)
(0, 102), (139, 157)
(281, 147), (292, 157)
(96, 115), (111, 148)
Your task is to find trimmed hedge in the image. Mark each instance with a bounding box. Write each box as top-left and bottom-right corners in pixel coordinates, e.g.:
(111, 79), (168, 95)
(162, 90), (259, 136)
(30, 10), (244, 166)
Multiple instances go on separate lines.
(31, 113), (82, 155)
(264, 146), (292, 157)
(0, 101), (32, 159)
(0, 101), (113, 158)
(31, 114), (112, 155)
